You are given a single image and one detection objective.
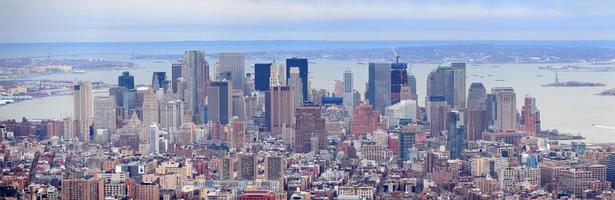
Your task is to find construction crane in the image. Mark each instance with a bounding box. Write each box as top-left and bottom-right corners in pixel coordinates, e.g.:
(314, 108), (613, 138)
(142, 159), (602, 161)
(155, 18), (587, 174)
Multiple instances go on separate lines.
(390, 46), (400, 64)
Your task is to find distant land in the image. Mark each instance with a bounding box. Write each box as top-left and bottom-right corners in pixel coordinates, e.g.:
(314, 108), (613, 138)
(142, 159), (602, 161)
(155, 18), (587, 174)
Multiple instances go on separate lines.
(2, 40), (615, 64)
(598, 88), (615, 96)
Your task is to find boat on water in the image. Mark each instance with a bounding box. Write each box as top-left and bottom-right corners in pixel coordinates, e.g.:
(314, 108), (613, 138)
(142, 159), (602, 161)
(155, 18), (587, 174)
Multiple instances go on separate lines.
(72, 70), (87, 74)
(495, 79), (505, 82)
(536, 74), (544, 77)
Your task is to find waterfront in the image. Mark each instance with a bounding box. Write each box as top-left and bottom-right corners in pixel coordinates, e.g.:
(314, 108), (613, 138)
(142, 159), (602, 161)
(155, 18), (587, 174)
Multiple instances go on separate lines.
(1, 58), (614, 143)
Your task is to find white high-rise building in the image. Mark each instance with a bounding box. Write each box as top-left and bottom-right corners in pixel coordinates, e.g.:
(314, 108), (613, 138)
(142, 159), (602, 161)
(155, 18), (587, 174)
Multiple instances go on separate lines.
(288, 67), (303, 109)
(384, 100), (417, 129)
(219, 52), (245, 91)
(492, 87), (517, 130)
(160, 100), (184, 133)
(73, 81), (93, 143)
(93, 96), (116, 133)
(343, 69), (354, 114)
(148, 124), (160, 154)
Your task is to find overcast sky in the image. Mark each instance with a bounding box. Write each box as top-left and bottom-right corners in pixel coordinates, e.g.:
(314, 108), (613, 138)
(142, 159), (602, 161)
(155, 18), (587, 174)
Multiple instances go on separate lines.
(1, 0), (614, 42)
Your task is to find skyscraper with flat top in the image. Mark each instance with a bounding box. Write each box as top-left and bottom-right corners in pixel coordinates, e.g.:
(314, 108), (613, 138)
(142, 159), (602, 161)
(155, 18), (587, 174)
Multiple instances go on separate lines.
(447, 111), (464, 160)
(427, 63), (466, 110)
(118, 71), (135, 89)
(219, 52), (245, 91)
(182, 50), (209, 124)
(466, 83), (487, 141)
(286, 57), (308, 101)
(368, 62), (392, 113)
(171, 63), (182, 93)
(93, 95), (116, 134)
(207, 81), (232, 125)
(288, 67), (303, 109)
(254, 63), (271, 91)
(269, 85), (295, 137)
(294, 104), (326, 153)
(152, 72), (168, 91)
(343, 69), (354, 113)
(74, 81), (93, 143)
(522, 96), (541, 136)
(492, 87), (517, 131)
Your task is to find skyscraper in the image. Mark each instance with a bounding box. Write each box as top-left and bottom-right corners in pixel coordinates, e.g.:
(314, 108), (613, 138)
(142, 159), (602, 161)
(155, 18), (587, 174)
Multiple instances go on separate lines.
(427, 96), (449, 136)
(118, 71), (135, 89)
(606, 153), (615, 188)
(294, 104), (326, 153)
(207, 81), (232, 125)
(74, 81), (93, 143)
(152, 72), (169, 91)
(269, 85), (295, 137)
(93, 96), (116, 134)
(522, 96), (541, 136)
(288, 67), (303, 109)
(219, 52), (245, 91)
(182, 50), (209, 124)
(391, 62), (409, 104)
(427, 63), (466, 110)
(368, 62), (392, 113)
(286, 57), (308, 101)
(148, 124), (159, 154)
(492, 87), (517, 131)
(171, 63), (182, 93)
(343, 69), (354, 113)
(384, 100), (417, 129)
(447, 111), (464, 160)
(254, 63), (272, 91)
(466, 83), (487, 141)
(350, 102), (382, 138)
(396, 126), (417, 163)
(141, 88), (159, 125)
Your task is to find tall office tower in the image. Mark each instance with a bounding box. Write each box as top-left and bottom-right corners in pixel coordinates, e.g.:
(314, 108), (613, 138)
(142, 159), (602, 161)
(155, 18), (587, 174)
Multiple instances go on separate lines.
(343, 69), (354, 113)
(294, 105), (326, 153)
(385, 100), (417, 129)
(207, 81), (232, 125)
(265, 155), (285, 180)
(219, 52), (245, 91)
(61, 177), (103, 200)
(368, 62), (392, 113)
(350, 102), (382, 138)
(492, 87), (517, 130)
(465, 83), (487, 141)
(232, 89), (246, 120)
(171, 63), (182, 93)
(277, 63), (286, 85)
(254, 63), (272, 91)
(447, 111), (465, 160)
(396, 126), (417, 163)
(239, 153), (257, 180)
(485, 93), (497, 129)
(334, 80), (344, 97)
(427, 96), (449, 136)
(426, 63), (466, 110)
(118, 71), (135, 89)
(74, 81), (93, 143)
(391, 62), (410, 104)
(288, 67), (303, 108)
(159, 100), (183, 133)
(148, 124), (159, 154)
(152, 72), (169, 92)
(407, 72), (418, 100)
(286, 57), (308, 101)
(182, 50), (209, 124)
(230, 117), (245, 150)
(269, 85), (295, 137)
(606, 153), (615, 188)
(522, 96), (541, 136)
(93, 96), (116, 133)
(219, 156), (235, 180)
(63, 117), (75, 139)
(141, 88), (159, 125)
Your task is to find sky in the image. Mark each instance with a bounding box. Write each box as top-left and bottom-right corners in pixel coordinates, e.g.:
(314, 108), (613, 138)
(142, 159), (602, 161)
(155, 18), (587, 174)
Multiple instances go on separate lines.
(1, 0), (615, 42)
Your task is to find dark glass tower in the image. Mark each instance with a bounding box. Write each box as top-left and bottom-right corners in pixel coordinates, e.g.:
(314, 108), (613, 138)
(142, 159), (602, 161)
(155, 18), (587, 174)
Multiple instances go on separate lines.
(254, 63), (272, 92)
(286, 57), (308, 102)
(118, 71), (135, 89)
